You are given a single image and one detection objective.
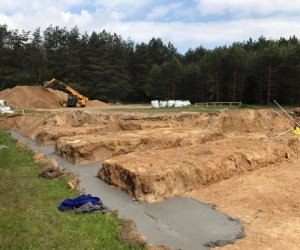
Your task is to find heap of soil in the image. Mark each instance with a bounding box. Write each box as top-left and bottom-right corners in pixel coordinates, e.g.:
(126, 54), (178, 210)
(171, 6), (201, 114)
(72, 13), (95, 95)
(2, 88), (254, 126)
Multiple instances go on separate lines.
(55, 128), (224, 163)
(0, 111), (213, 145)
(53, 109), (293, 164)
(98, 135), (300, 202)
(0, 107), (296, 159)
(0, 86), (108, 108)
(0, 86), (67, 108)
(87, 100), (110, 108)
(0, 111), (121, 144)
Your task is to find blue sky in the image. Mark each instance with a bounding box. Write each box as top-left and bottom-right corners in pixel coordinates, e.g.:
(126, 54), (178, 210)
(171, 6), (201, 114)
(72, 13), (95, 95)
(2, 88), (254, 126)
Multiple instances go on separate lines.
(1, 0), (300, 53)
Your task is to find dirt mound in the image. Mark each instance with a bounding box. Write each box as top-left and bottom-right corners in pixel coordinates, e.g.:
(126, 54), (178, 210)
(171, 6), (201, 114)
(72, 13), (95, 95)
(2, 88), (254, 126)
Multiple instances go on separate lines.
(46, 110), (101, 127)
(46, 88), (68, 103)
(87, 100), (109, 108)
(207, 109), (292, 134)
(34, 111), (123, 145)
(0, 86), (67, 108)
(55, 128), (224, 163)
(51, 109), (294, 164)
(0, 85), (108, 109)
(98, 135), (300, 202)
(36, 127), (103, 145)
(0, 113), (53, 140)
(1, 107), (292, 154)
(0, 111), (122, 143)
(106, 109), (293, 134)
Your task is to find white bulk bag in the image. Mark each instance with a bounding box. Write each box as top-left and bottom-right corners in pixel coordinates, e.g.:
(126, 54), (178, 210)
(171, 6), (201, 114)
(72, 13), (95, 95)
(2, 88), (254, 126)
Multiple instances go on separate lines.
(159, 101), (167, 108)
(151, 100), (159, 108)
(167, 100), (175, 107)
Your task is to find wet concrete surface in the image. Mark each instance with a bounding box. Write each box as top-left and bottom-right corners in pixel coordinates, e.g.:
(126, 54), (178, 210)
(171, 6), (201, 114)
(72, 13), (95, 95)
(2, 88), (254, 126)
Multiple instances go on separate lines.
(8, 130), (245, 250)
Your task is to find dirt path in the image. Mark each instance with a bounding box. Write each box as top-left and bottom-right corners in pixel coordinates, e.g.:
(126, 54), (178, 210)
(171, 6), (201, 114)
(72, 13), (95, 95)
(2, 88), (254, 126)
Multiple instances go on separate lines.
(188, 160), (300, 250)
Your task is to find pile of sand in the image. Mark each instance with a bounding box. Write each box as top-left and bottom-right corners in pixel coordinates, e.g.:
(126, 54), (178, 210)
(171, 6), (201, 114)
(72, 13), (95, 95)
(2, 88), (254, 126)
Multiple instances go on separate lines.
(87, 100), (109, 108)
(0, 86), (108, 109)
(0, 86), (66, 108)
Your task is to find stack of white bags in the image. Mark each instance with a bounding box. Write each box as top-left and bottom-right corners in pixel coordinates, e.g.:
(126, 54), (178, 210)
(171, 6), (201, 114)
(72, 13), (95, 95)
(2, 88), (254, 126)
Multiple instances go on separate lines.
(151, 100), (191, 108)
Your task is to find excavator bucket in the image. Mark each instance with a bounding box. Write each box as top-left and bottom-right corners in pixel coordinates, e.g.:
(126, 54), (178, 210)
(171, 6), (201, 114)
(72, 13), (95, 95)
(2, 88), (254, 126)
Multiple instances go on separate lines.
(43, 78), (56, 88)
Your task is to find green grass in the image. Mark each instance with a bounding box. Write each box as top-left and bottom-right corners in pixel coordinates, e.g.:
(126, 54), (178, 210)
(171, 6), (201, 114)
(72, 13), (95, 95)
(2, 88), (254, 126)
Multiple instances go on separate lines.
(155, 104), (260, 111)
(0, 131), (144, 250)
(107, 104), (260, 113)
(23, 109), (47, 114)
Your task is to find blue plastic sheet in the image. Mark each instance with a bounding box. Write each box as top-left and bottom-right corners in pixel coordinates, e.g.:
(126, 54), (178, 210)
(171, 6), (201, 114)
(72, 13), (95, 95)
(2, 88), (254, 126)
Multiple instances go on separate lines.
(59, 194), (101, 211)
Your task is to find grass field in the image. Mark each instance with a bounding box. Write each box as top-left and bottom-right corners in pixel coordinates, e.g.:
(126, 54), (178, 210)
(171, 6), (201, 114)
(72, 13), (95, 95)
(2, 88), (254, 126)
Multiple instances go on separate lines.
(0, 131), (144, 250)
(101, 103), (260, 113)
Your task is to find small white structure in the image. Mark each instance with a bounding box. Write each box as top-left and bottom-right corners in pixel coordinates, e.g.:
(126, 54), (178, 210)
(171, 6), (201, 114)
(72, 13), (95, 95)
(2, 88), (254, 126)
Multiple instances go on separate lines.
(151, 100), (191, 108)
(182, 100), (191, 107)
(174, 100), (183, 108)
(159, 101), (167, 108)
(167, 100), (175, 107)
(0, 99), (14, 115)
(151, 100), (159, 108)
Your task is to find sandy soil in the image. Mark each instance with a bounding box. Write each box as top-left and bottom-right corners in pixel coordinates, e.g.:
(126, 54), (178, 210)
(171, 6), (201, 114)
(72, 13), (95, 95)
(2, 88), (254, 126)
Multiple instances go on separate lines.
(0, 85), (108, 108)
(188, 159), (300, 250)
(55, 128), (223, 163)
(0, 105), (299, 249)
(0, 86), (67, 108)
(98, 134), (300, 202)
(0, 111), (122, 143)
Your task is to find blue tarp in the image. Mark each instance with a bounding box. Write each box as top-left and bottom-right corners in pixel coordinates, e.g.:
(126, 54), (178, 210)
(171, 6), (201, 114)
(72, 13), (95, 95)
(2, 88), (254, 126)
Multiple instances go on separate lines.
(59, 194), (102, 211)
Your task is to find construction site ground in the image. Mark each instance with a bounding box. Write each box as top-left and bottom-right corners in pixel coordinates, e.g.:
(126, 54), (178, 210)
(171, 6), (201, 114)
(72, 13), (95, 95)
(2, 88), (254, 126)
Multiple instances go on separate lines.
(1, 86), (299, 249)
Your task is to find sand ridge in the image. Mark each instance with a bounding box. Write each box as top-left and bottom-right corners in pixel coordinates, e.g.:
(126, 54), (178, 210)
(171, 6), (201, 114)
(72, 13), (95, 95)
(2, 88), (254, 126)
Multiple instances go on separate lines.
(0, 85), (108, 108)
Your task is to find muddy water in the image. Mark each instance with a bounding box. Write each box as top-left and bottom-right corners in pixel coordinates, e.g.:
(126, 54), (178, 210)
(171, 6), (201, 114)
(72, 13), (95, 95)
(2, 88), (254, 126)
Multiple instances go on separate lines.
(8, 130), (244, 250)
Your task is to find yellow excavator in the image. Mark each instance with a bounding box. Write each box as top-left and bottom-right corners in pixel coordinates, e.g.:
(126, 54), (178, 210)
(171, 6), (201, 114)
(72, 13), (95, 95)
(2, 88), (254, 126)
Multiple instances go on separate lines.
(43, 78), (88, 107)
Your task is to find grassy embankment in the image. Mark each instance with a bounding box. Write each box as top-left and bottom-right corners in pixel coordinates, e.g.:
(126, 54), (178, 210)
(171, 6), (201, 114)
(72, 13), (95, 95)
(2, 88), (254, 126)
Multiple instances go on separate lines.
(0, 130), (144, 250)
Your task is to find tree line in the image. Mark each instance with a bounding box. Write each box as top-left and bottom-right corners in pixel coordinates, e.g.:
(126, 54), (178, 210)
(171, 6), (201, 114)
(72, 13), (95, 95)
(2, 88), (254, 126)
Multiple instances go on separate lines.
(1, 24), (300, 104)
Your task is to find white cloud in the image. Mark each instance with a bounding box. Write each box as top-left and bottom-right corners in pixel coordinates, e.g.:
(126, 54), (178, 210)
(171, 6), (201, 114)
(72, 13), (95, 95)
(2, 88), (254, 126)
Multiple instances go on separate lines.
(146, 3), (182, 20)
(2, 10), (300, 52)
(146, 6), (169, 21)
(1, 1), (300, 53)
(94, 0), (150, 10)
(0, 7), (95, 31)
(99, 16), (300, 52)
(0, 0), (86, 12)
(197, 0), (300, 16)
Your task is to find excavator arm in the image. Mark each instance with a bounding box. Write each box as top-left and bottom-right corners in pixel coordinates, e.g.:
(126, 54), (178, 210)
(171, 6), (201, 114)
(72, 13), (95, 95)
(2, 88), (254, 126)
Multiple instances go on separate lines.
(43, 78), (88, 107)
(65, 86), (86, 100)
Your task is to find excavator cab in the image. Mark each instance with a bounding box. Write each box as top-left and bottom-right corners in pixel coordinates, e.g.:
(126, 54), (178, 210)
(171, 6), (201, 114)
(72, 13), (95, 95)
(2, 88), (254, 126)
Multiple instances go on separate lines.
(62, 95), (83, 107)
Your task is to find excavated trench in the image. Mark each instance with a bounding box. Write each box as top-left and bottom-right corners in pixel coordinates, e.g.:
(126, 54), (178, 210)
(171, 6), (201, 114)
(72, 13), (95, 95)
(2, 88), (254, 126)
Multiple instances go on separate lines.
(2, 106), (300, 250)
(98, 135), (300, 202)
(52, 109), (293, 164)
(6, 130), (246, 250)
(1, 108), (298, 204)
(1, 111), (210, 145)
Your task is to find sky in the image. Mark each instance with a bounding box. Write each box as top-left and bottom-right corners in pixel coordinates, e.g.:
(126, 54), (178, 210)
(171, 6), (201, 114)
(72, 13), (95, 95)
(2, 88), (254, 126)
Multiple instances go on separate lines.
(1, 0), (300, 53)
